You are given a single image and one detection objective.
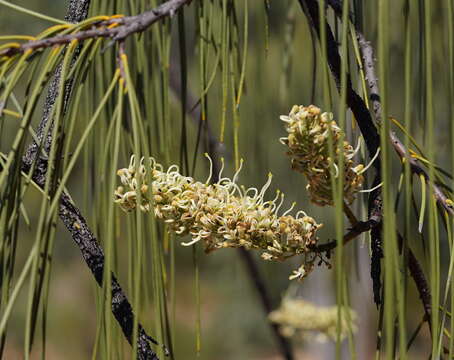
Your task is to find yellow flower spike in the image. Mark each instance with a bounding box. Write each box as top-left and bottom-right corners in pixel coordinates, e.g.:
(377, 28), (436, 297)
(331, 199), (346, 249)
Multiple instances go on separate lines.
(280, 105), (365, 206)
(114, 156), (322, 277)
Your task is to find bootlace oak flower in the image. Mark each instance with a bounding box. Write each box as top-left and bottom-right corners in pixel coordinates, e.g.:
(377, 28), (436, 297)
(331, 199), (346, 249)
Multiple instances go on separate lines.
(114, 155), (322, 273)
(280, 105), (365, 206)
(269, 298), (357, 342)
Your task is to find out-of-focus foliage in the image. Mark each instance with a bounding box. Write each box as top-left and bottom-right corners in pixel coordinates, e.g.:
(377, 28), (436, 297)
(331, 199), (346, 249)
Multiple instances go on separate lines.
(0, 0), (453, 359)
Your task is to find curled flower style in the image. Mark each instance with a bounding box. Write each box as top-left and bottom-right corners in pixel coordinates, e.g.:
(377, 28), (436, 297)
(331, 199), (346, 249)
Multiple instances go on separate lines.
(280, 105), (365, 206)
(269, 298), (357, 342)
(114, 155), (322, 270)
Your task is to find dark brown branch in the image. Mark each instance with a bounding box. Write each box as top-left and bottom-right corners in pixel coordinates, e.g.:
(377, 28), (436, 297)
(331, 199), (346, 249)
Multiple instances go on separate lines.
(299, 0), (384, 305)
(314, 225), (431, 320)
(298, 0), (380, 158)
(0, 0), (193, 58)
(300, 1), (436, 318)
(403, 238), (432, 321)
(314, 0), (434, 321)
(58, 193), (160, 359)
(298, 0), (383, 225)
(312, 220), (373, 253)
(24, 153), (162, 359)
(355, 27), (436, 328)
(16, 0), (197, 358)
(355, 23), (448, 316)
(356, 33), (454, 216)
(65, 0), (91, 23)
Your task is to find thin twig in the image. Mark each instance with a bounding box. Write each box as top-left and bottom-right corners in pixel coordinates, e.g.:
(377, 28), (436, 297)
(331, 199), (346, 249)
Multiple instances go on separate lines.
(356, 33), (454, 216)
(312, 220), (372, 253)
(0, 0), (193, 58)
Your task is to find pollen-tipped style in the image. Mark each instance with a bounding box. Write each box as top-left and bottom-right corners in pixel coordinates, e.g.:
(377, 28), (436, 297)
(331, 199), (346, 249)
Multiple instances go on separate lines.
(280, 105), (365, 206)
(114, 155), (322, 273)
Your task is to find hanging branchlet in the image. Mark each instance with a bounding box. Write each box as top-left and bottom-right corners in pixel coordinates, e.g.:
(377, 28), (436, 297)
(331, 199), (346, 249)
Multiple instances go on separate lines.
(269, 297), (358, 342)
(114, 155), (323, 277)
(0, 0), (193, 62)
(280, 105), (365, 206)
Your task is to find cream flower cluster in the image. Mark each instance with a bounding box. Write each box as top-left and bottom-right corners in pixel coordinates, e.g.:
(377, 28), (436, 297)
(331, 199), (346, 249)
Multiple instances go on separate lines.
(269, 298), (357, 342)
(280, 105), (365, 206)
(114, 156), (322, 270)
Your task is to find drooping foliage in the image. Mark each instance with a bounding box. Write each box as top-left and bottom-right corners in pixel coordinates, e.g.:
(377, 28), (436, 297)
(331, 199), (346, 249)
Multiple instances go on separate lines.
(0, 1), (454, 359)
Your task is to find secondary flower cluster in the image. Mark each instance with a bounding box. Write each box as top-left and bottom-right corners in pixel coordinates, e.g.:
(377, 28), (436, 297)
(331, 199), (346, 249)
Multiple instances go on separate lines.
(269, 298), (357, 342)
(114, 156), (322, 269)
(280, 105), (364, 206)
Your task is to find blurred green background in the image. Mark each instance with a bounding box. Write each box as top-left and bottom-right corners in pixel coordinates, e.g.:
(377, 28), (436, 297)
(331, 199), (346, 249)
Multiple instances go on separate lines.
(1, 0), (450, 358)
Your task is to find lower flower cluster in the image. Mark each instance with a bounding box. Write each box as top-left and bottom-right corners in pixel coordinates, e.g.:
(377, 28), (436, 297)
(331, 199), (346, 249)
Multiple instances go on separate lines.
(114, 156), (322, 272)
(269, 298), (357, 342)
